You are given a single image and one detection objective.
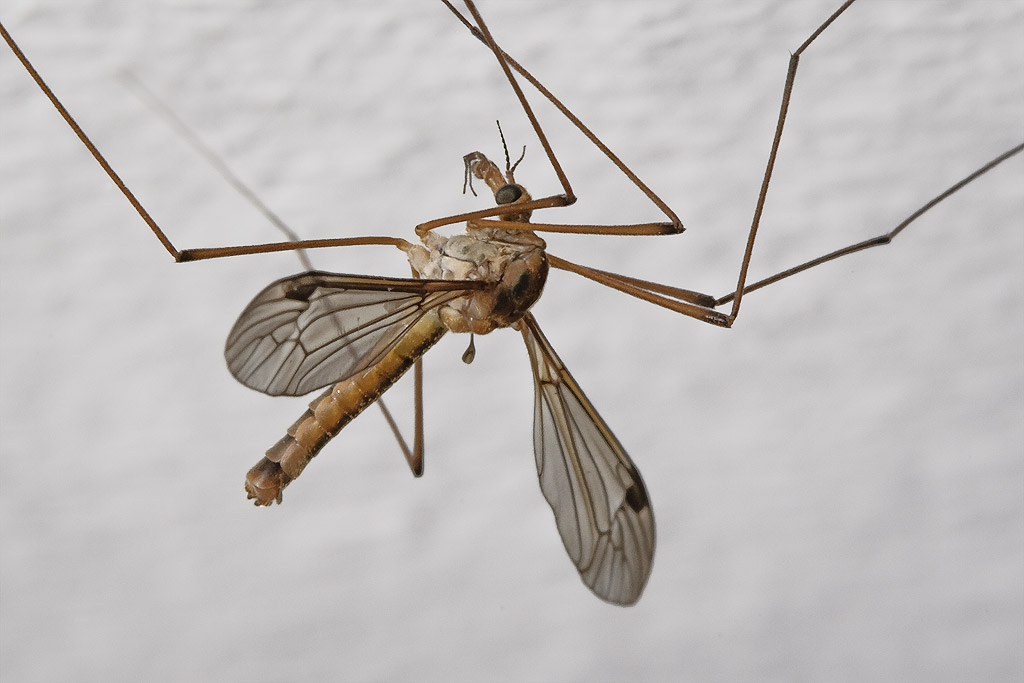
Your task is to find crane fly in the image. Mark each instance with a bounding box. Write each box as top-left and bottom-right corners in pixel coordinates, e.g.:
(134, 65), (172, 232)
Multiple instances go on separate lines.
(224, 144), (656, 604)
(2, 0), (1020, 607)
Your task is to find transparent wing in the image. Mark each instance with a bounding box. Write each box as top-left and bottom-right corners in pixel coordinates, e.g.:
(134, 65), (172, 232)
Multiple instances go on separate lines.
(519, 313), (655, 605)
(225, 271), (477, 396)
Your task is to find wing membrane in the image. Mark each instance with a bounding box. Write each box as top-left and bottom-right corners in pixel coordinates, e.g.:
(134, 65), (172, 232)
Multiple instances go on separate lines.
(225, 271), (477, 396)
(519, 314), (655, 605)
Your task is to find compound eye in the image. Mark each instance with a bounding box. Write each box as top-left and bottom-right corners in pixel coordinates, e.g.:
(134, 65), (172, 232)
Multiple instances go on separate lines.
(495, 184), (523, 205)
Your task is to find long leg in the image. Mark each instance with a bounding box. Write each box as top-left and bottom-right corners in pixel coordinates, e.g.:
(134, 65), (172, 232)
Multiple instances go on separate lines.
(721, 0), (857, 322)
(552, 143), (1023, 325)
(714, 142), (1024, 306)
(374, 358), (426, 477)
(0, 20), (412, 263)
(413, 0), (681, 239)
(118, 43), (430, 476)
(2, 12), (666, 262)
(447, 1), (853, 304)
(2, 10), (669, 257)
(445, 2), (1022, 326)
(442, 1), (681, 232)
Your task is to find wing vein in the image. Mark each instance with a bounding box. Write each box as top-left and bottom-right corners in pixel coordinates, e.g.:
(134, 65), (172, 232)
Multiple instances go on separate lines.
(520, 313), (655, 605)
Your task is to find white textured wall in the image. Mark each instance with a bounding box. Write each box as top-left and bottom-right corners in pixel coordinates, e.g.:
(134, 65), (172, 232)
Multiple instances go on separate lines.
(1, 2), (1022, 681)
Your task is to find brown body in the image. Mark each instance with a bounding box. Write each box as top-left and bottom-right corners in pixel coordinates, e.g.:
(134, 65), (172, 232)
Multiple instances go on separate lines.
(245, 151), (548, 506)
(245, 311), (448, 505)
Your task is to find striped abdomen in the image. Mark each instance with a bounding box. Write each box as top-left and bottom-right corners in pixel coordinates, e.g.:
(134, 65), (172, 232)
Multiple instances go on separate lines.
(245, 312), (447, 506)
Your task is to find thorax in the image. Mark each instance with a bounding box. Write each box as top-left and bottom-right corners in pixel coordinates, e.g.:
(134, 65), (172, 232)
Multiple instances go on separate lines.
(405, 226), (547, 334)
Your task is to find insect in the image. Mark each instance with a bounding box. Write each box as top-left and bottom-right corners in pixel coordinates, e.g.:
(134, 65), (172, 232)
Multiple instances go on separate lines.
(2, 2), (1020, 609)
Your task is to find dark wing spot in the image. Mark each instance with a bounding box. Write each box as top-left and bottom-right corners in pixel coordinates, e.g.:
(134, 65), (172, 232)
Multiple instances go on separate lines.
(624, 480), (650, 513)
(284, 283), (319, 302)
